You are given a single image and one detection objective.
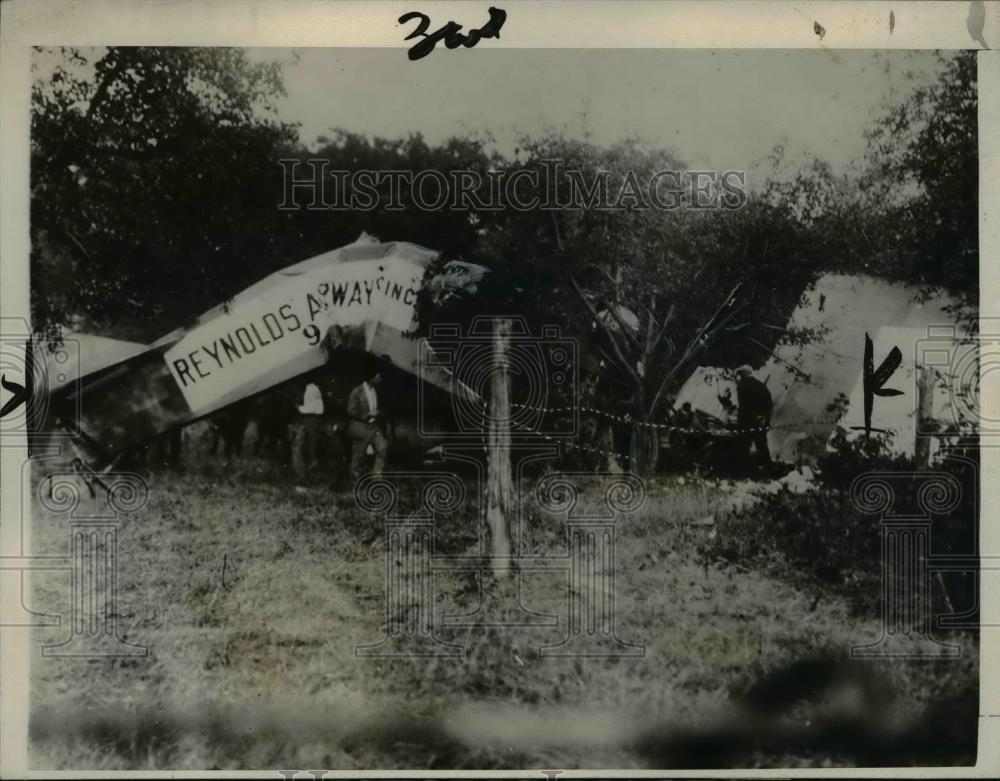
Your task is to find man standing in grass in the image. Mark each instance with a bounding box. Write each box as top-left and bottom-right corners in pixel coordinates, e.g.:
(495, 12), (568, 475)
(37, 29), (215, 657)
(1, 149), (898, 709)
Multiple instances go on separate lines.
(735, 365), (773, 473)
(346, 367), (387, 483)
(292, 380), (324, 479)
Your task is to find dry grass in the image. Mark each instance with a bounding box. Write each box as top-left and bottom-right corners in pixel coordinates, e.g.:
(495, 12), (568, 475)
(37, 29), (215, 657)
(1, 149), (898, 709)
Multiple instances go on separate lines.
(27, 455), (978, 770)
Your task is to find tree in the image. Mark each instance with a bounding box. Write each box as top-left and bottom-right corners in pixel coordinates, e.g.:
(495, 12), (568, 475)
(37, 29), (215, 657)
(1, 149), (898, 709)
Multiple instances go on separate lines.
(860, 51), (978, 321)
(278, 130), (499, 264)
(31, 47), (298, 338)
(416, 134), (818, 475)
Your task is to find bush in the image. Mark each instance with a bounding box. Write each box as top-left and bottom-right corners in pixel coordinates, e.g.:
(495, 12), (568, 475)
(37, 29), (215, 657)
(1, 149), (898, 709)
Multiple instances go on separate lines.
(699, 433), (979, 620)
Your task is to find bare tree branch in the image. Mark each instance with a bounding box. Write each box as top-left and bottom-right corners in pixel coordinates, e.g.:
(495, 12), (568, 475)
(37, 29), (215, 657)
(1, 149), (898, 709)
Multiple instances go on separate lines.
(749, 337), (812, 383)
(595, 265), (618, 288)
(643, 294), (656, 358)
(650, 301), (676, 354)
(602, 300), (643, 352)
(549, 211), (564, 253)
(570, 274), (641, 385)
(647, 284), (744, 416)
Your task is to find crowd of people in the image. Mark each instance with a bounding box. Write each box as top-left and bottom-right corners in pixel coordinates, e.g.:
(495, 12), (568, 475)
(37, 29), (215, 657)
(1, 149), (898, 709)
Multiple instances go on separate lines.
(145, 363), (775, 482)
(142, 367), (392, 487)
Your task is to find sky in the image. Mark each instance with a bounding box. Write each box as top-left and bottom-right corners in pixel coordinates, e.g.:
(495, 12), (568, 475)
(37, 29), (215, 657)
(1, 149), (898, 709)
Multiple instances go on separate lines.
(33, 46), (948, 186)
(255, 48), (947, 185)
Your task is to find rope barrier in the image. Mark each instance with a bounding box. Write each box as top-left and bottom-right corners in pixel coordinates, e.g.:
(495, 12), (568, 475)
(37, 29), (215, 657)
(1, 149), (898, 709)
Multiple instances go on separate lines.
(468, 390), (912, 463)
(471, 399), (622, 460)
(507, 400), (834, 436)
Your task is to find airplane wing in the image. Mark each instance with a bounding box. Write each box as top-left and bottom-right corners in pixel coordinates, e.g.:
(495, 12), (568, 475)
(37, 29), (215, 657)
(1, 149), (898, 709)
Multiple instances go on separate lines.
(50, 236), (486, 462)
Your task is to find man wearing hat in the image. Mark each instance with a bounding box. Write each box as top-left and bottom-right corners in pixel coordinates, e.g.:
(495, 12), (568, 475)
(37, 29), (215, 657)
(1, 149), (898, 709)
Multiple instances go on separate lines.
(735, 365), (773, 472)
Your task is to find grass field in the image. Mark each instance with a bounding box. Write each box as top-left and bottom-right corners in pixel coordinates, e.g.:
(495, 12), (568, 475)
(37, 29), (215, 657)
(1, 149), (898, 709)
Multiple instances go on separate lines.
(28, 445), (978, 770)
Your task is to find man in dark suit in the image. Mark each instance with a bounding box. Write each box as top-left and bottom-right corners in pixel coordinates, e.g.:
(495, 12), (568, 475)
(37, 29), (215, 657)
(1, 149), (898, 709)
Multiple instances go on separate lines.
(346, 368), (387, 482)
(735, 364), (773, 471)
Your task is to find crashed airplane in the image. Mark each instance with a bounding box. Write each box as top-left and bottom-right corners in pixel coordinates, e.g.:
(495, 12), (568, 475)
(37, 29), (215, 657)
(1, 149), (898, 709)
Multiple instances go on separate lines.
(34, 234), (486, 469)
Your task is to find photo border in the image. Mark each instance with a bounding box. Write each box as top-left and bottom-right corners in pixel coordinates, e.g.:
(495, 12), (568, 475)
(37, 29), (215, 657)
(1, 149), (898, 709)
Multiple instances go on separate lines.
(2, 1), (997, 778)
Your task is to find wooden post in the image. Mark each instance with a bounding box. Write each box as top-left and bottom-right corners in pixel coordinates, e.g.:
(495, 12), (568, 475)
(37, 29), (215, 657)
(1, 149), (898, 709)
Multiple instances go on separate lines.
(915, 365), (937, 468)
(486, 318), (513, 578)
(629, 421), (659, 477)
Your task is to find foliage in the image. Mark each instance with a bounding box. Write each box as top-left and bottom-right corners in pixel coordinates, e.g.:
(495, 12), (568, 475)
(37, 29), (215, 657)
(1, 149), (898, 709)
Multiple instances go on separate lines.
(857, 51), (978, 330)
(700, 441), (979, 618)
(816, 425), (915, 488)
(31, 47), (299, 339)
(285, 129), (500, 264)
(30, 48), (978, 449)
(413, 134), (834, 476)
(860, 52), (978, 295)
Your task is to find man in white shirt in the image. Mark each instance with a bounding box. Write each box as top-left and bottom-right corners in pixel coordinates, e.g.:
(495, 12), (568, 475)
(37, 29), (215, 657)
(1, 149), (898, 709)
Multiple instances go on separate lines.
(346, 369), (387, 482)
(291, 380), (324, 478)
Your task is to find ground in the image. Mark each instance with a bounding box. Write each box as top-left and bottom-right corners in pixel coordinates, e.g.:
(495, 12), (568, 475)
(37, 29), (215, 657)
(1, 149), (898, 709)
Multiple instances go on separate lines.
(27, 446), (978, 770)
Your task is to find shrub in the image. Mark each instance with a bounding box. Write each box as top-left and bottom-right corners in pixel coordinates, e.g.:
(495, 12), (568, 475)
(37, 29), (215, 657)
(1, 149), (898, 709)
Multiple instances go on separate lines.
(700, 434), (979, 620)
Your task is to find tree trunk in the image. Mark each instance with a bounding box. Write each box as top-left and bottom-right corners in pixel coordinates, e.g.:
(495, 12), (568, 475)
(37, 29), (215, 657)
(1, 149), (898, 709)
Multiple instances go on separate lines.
(486, 319), (513, 578)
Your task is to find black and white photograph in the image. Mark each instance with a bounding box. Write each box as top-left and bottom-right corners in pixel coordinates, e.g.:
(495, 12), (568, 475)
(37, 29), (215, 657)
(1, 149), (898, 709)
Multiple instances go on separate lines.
(1, 1), (997, 776)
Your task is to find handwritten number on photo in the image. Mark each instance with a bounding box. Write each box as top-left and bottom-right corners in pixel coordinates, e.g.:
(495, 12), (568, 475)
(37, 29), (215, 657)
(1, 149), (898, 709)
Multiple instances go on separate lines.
(399, 7), (507, 61)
